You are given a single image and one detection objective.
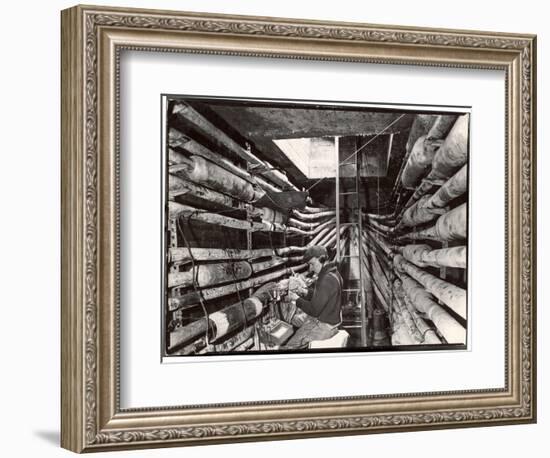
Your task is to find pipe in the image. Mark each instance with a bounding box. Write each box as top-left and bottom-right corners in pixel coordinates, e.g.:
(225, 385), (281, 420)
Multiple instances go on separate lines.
(393, 255), (466, 319)
(391, 314), (416, 346)
(168, 127), (190, 148)
(348, 226), (362, 281)
(215, 326), (256, 353)
(286, 217), (336, 236)
(287, 217), (330, 231)
(392, 280), (424, 344)
(395, 271), (465, 344)
(322, 231), (340, 251)
(175, 336), (207, 356)
(366, 213), (396, 222)
(400, 165), (467, 228)
(369, 246), (393, 276)
(430, 114), (469, 181)
(168, 261), (252, 288)
(364, 223), (392, 242)
(393, 279), (441, 344)
(427, 164), (468, 209)
(362, 261), (391, 306)
(421, 246), (466, 269)
(423, 203), (467, 242)
(401, 135), (436, 190)
(361, 245), (391, 296)
(169, 127), (262, 185)
(261, 221), (287, 232)
(173, 103), (298, 191)
(292, 209), (336, 221)
(361, 253), (375, 326)
(232, 337), (254, 352)
(360, 258), (390, 312)
(372, 309), (390, 346)
(171, 133), (265, 187)
(173, 103), (262, 166)
(168, 319), (209, 353)
(363, 235), (393, 268)
(170, 152), (263, 202)
(363, 250), (391, 302)
(401, 244), (466, 269)
(285, 255), (306, 264)
(291, 209), (337, 221)
(169, 202), (284, 233)
(402, 114), (469, 211)
(260, 207), (287, 224)
(307, 225), (335, 247)
(365, 218), (395, 233)
(302, 206), (331, 213)
(254, 176), (285, 195)
(426, 115), (458, 142)
(361, 231), (393, 267)
(362, 241), (393, 281)
(402, 114), (469, 210)
(320, 226), (347, 250)
(168, 174), (237, 208)
(399, 195), (446, 228)
(398, 203), (467, 242)
(370, 250), (392, 288)
(275, 246), (308, 257)
(168, 263), (308, 311)
(405, 115), (438, 154)
(400, 244), (431, 266)
(169, 247), (275, 264)
(336, 234), (349, 262)
(401, 292), (442, 344)
(389, 115), (438, 203)
(251, 257), (287, 273)
(209, 297), (263, 343)
(363, 229), (394, 258)
(167, 296), (265, 352)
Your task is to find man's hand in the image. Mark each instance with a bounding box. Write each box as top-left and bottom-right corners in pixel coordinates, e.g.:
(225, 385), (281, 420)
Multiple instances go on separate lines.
(288, 291), (299, 302)
(288, 275), (308, 296)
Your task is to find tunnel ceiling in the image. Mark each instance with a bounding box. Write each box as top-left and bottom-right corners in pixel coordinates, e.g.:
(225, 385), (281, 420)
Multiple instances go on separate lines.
(188, 100), (417, 210)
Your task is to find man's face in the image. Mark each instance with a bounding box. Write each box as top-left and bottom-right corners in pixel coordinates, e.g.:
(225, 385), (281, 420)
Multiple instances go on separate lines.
(308, 257), (323, 275)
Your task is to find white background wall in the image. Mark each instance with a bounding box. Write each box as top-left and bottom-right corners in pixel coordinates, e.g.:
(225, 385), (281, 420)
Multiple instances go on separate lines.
(0, 0), (545, 456)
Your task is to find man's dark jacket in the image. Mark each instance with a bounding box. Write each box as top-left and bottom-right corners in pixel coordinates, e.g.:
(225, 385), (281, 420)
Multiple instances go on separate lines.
(296, 262), (343, 325)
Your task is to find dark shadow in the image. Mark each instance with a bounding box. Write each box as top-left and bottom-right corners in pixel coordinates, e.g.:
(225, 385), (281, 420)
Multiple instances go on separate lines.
(34, 430), (60, 446)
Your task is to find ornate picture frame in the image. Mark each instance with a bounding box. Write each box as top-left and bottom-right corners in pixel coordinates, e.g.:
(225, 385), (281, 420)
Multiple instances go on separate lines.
(61, 4), (536, 452)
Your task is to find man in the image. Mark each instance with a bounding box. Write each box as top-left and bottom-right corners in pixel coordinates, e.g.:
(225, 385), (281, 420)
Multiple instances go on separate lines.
(283, 245), (343, 349)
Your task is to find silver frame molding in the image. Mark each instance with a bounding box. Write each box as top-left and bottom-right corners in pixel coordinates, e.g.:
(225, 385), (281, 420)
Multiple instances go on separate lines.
(61, 4), (537, 453)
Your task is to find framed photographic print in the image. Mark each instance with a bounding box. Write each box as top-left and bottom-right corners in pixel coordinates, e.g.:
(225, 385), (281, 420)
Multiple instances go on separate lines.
(61, 4), (536, 453)
(163, 95), (469, 357)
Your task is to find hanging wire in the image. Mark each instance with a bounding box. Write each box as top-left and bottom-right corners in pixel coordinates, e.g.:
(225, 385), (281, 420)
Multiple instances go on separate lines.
(377, 167), (380, 220)
(225, 246), (249, 336)
(176, 215), (211, 347)
(176, 210), (253, 351)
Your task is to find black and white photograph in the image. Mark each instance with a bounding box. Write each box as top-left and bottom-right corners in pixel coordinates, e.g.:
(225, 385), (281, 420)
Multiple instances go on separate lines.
(2, 0), (541, 454)
(163, 96), (469, 357)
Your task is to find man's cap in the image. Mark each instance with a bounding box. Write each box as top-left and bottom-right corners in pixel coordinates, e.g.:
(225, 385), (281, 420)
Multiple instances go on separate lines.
(303, 245), (328, 262)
